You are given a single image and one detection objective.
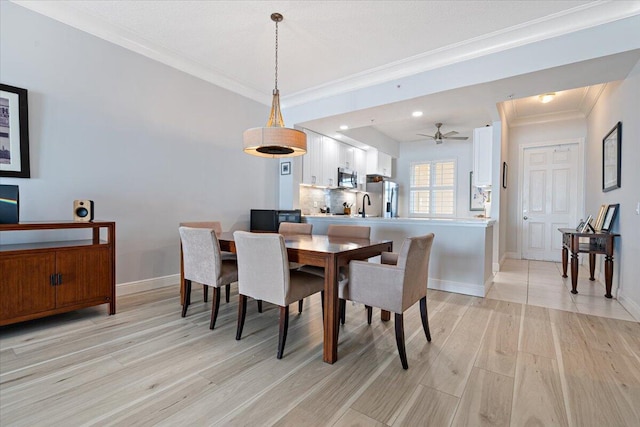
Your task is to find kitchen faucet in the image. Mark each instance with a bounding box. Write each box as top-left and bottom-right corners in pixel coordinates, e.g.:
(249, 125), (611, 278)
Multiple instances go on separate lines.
(361, 193), (371, 218)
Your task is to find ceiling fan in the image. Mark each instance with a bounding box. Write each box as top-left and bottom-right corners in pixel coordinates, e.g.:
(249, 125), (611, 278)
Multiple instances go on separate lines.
(417, 123), (469, 144)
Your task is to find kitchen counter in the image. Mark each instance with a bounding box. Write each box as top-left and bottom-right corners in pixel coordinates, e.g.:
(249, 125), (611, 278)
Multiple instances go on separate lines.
(303, 214), (495, 227)
(303, 215), (494, 297)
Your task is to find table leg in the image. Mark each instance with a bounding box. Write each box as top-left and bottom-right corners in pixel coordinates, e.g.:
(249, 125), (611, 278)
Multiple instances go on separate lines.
(180, 244), (186, 306)
(381, 310), (391, 321)
(570, 252), (579, 294)
(604, 255), (613, 298)
(589, 253), (596, 281)
(323, 256), (339, 364)
(561, 247), (568, 278)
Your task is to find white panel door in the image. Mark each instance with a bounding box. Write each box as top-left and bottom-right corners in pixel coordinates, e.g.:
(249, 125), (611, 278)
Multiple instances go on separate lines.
(522, 144), (578, 261)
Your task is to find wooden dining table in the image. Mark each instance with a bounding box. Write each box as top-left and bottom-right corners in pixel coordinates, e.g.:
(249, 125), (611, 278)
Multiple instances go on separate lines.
(180, 232), (393, 364)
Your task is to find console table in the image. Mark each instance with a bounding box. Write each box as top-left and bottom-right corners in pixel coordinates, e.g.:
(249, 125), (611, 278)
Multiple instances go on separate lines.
(558, 228), (619, 298)
(0, 221), (116, 326)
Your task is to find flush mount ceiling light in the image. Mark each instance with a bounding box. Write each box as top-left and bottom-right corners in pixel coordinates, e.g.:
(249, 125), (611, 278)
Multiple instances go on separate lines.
(243, 13), (306, 158)
(538, 92), (556, 103)
(412, 111), (423, 117)
(339, 125), (349, 130)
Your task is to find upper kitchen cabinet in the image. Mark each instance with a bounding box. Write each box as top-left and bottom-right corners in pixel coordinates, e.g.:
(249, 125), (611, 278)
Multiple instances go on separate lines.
(338, 143), (355, 170)
(302, 131), (323, 185)
(366, 148), (393, 178)
(353, 147), (367, 188)
(473, 126), (493, 187)
(321, 136), (339, 187)
(301, 131), (339, 187)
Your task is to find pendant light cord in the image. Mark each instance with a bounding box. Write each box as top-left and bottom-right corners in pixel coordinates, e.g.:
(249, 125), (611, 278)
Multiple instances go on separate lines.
(274, 19), (279, 92)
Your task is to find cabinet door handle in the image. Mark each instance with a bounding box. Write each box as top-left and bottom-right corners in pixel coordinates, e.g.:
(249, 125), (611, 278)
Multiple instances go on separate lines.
(50, 274), (57, 286)
(57, 273), (63, 285)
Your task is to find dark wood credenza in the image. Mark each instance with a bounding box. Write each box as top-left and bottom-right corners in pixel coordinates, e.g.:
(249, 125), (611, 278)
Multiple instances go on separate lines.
(0, 221), (116, 326)
(558, 228), (619, 298)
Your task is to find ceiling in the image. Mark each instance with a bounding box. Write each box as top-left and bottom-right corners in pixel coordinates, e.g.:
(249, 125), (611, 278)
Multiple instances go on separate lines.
(15, 0), (640, 146)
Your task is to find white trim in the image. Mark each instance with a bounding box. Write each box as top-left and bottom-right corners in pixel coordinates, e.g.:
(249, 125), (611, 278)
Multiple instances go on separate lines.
(117, 274), (179, 296)
(618, 291), (640, 322)
(517, 138), (584, 260)
(428, 278), (486, 298)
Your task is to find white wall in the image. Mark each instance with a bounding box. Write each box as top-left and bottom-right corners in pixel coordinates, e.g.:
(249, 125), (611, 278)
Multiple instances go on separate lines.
(0, 3), (278, 287)
(396, 140), (474, 218)
(505, 118), (587, 255)
(586, 61), (640, 318)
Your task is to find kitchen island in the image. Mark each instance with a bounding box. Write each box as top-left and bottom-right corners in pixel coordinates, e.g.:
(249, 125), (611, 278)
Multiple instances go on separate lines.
(303, 215), (495, 297)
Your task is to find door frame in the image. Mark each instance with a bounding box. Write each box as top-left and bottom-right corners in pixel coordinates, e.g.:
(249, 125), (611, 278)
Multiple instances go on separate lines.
(516, 138), (585, 259)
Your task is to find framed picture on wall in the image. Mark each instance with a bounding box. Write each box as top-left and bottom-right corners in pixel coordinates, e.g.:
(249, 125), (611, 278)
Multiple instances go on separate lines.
(502, 162), (508, 189)
(469, 171), (485, 211)
(280, 161), (291, 175)
(0, 84), (31, 178)
(602, 121), (621, 192)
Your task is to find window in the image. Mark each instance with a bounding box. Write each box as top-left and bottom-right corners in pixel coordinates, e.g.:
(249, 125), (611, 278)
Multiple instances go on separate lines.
(409, 160), (456, 216)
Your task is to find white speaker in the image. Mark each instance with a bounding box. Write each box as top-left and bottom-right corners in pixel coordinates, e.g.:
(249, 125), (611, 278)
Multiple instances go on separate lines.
(73, 200), (94, 222)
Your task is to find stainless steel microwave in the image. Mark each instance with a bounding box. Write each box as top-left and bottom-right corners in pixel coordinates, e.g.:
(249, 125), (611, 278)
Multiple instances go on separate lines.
(337, 167), (357, 188)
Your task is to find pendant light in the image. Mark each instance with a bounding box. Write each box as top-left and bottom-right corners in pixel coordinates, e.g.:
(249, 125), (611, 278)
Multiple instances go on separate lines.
(243, 13), (307, 158)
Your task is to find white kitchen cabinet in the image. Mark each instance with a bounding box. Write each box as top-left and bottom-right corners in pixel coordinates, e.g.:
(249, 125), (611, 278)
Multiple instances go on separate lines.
(366, 148), (393, 177)
(302, 131), (323, 185)
(338, 143), (355, 170)
(353, 147), (367, 188)
(321, 136), (339, 187)
(473, 126), (493, 187)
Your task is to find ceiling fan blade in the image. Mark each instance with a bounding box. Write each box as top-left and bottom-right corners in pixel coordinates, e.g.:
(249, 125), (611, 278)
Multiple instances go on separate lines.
(442, 131), (458, 137)
(445, 136), (469, 140)
(417, 133), (436, 139)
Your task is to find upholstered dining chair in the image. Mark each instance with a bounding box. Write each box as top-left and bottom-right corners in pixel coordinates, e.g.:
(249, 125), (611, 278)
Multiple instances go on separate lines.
(299, 224), (371, 323)
(178, 227), (239, 329)
(278, 222), (313, 313)
(233, 231), (325, 359)
(180, 221), (236, 303)
(345, 233), (435, 369)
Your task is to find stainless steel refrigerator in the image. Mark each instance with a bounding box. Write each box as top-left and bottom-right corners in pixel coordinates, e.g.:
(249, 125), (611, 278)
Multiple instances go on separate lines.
(366, 180), (399, 218)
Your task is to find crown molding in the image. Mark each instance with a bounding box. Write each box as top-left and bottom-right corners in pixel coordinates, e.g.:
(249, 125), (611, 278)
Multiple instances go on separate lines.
(13, 1), (639, 108)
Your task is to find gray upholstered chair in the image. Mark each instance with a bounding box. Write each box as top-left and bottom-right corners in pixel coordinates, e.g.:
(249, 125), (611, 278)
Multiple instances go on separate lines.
(345, 233), (435, 369)
(233, 231), (325, 359)
(278, 222), (313, 313)
(178, 227), (239, 329)
(278, 222), (312, 235)
(299, 224), (371, 323)
(180, 221), (236, 303)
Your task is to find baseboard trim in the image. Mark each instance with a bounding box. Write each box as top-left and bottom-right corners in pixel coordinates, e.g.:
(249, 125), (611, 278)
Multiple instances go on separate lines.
(618, 291), (640, 322)
(117, 274), (179, 296)
(428, 278), (485, 298)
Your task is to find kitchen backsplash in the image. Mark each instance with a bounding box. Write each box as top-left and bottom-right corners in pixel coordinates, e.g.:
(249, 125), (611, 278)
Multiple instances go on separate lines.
(299, 186), (366, 215)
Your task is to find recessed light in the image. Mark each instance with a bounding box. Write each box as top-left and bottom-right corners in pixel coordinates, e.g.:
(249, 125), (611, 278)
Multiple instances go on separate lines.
(412, 111), (423, 117)
(538, 93), (556, 103)
(339, 125), (349, 130)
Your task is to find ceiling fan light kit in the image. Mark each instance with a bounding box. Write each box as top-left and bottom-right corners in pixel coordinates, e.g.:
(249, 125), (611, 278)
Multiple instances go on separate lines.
(417, 122), (469, 144)
(243, 13), (307, 158)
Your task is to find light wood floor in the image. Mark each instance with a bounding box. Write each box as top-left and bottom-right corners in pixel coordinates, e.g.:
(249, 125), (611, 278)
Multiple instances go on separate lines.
(2, 281), (640, 426)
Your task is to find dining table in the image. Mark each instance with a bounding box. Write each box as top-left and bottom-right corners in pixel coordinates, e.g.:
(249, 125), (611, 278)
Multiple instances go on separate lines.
(180, 231), (393, 364)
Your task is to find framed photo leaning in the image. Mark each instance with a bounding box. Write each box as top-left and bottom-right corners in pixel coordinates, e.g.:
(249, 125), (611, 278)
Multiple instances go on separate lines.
(594, 204), (608, 231)
(602, 121), (621, 192)
(0, 84), (30, 178)
(601, 203), (619, 232)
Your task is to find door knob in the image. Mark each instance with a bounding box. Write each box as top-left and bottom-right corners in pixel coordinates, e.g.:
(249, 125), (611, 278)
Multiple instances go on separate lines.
(523, 216), (528, 220)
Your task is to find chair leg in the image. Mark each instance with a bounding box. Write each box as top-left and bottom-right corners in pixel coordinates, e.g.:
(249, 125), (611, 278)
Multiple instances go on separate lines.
(394, 313), (409, 370)
(420, 296), (431, 342)
(339, 299), (346, 324)
(298, 299), (304, 314)
(277, 306), (290, 359)
(182, 279), (192, 317)
(203, 285), (208, 302)
(257, 300), (263, 313)
(236, 294), (247, 340)
(209, 287), (221, 330)
(225, 284), (230, 303)
(321, 291), (325, 321)
(366, 305), (372, 325)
